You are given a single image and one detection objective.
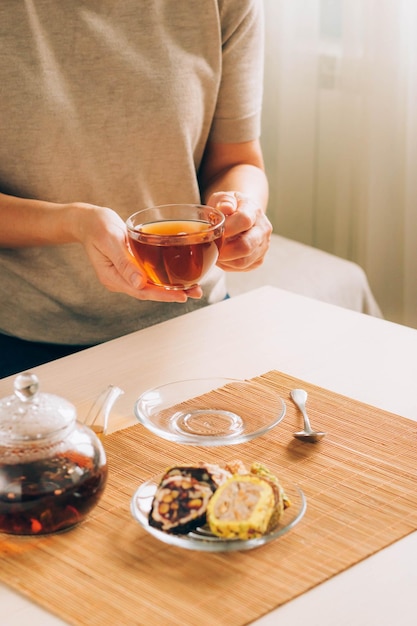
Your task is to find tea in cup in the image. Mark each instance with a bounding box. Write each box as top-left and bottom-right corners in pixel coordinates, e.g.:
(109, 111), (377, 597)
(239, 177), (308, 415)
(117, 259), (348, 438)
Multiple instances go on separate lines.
(126, 204), (225, 290)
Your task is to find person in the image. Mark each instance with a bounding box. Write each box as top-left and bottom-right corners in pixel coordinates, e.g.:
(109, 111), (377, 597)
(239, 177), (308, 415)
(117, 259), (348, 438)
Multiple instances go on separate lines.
(0, 0), (272, 378)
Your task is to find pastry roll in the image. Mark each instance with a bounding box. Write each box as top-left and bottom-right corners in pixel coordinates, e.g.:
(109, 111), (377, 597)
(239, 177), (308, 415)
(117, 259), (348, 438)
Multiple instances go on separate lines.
(250, 462), (291, 529)
(207, 474), (275, 539)
(149, 473), (213, 534)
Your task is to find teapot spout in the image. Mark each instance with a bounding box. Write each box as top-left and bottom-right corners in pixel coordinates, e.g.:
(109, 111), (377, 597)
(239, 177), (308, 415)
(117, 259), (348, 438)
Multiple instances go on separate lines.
(83, 385), (124, 438)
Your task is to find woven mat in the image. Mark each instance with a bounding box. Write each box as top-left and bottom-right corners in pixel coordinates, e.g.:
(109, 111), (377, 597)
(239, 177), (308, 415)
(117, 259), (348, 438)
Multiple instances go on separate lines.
(1, 370), (417, 626)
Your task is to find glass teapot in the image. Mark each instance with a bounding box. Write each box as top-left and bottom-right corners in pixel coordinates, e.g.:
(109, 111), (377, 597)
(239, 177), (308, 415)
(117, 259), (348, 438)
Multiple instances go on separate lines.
(0, 372), (123, 535)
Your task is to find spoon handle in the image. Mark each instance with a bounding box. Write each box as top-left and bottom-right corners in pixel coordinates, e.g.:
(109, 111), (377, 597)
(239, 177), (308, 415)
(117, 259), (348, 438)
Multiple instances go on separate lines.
(299, 405), (313, 433)
(290, 389), (313, 433)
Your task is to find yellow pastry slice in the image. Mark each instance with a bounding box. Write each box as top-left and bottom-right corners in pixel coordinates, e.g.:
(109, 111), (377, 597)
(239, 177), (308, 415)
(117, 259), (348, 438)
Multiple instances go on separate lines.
(207, 474), (275, 540)
(250, 462), (291, 530)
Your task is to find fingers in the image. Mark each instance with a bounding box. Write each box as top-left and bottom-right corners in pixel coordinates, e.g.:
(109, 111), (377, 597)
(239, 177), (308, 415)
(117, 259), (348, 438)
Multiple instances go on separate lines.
(211, 193), (272, 271)
(219, 222), (271, 270)
(130, 283), (203, 302)
(102, 251), (203, 301)
(120, 250), (203, 301)
(102, 262), (203, 302)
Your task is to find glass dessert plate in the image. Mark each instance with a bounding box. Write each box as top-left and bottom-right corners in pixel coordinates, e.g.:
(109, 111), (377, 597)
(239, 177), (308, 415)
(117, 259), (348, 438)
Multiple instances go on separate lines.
(133, 377), (286, 446)
(131, 476), (306, 552)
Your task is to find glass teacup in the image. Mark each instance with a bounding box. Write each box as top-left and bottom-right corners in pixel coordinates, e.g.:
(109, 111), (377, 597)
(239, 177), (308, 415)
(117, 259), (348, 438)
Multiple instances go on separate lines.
(126, 204), (225, 290)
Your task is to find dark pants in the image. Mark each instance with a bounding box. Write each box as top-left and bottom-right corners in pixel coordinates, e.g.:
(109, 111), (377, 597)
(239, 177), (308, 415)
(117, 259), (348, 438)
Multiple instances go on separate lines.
(0, 333), (92, 379)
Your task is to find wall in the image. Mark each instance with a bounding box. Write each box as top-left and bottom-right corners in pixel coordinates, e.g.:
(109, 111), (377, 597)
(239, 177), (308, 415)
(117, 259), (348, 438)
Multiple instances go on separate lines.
(261, 0), (417, 328)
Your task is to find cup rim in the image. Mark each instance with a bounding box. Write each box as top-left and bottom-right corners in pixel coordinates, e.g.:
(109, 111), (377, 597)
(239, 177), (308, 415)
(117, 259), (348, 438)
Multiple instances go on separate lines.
(126, 204), (225, 235)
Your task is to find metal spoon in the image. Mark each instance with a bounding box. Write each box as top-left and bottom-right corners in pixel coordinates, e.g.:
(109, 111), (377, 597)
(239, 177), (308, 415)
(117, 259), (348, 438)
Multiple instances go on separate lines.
(290, 388), (326, 443)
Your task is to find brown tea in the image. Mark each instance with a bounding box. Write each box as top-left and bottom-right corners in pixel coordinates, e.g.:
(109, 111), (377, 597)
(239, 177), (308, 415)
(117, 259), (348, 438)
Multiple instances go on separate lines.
(128, 219), (223, 289)
(0, 453), (108, 535)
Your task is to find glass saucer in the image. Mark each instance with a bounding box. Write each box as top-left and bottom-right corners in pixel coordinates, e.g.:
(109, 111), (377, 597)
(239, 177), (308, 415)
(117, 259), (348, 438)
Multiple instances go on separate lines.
(130, 476), (306, 552)
(133, 377), (286, 446)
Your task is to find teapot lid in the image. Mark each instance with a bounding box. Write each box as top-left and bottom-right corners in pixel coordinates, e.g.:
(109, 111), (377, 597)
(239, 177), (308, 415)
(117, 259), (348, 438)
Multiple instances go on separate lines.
(0, 372), (76, 443)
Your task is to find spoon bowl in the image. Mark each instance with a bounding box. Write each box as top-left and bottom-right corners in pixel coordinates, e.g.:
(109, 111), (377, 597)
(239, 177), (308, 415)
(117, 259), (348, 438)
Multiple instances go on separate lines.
(290, 388), (326, 443)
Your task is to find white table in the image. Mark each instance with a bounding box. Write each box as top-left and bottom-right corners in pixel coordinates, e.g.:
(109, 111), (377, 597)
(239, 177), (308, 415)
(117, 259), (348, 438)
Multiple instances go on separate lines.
(1, 286), (416, 625)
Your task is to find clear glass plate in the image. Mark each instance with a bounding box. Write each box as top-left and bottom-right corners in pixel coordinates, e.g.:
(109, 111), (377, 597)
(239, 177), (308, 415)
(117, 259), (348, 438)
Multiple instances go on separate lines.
(133, 377), (286, 446)
(130, 476), (306, 552)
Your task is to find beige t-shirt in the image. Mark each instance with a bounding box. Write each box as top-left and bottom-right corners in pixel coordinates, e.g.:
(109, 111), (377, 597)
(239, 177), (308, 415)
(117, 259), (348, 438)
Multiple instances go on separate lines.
(0, 0), (264, 344)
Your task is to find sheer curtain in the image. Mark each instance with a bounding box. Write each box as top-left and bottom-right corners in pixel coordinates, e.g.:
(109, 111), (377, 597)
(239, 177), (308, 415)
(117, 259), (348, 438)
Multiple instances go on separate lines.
(262, 0), (417, 328)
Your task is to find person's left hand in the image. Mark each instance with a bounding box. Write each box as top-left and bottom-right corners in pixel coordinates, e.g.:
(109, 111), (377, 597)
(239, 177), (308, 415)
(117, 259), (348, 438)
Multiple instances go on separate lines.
(207, 191), (272, 271)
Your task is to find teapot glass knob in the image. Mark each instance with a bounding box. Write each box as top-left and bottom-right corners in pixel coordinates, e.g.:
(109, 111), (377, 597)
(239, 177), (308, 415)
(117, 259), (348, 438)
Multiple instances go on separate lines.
(14, 372), (39, 402)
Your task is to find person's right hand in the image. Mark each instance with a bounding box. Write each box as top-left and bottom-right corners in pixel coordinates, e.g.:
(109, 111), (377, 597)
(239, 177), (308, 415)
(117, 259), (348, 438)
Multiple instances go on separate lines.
(71, 204), (203, 302)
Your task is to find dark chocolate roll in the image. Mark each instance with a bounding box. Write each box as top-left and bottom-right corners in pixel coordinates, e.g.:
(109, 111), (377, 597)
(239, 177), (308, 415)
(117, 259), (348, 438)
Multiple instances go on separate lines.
(149, 474), (214, 533)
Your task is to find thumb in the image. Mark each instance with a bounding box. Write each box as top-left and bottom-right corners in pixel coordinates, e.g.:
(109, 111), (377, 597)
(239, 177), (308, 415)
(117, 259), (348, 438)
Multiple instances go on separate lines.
(206, 191), (238, 216)
(129, 269), (147, 289)
(123, 250), (147, 289)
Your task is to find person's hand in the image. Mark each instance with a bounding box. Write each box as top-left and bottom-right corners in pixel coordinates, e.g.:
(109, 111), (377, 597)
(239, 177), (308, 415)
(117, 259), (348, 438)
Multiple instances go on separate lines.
(207, 192), (272, 271)
(70, 203), (202, 302)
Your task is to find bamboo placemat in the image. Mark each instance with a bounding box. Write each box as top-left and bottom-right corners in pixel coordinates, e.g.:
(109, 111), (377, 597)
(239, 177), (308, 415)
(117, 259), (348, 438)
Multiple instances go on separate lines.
(1, 370), (417, 626)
